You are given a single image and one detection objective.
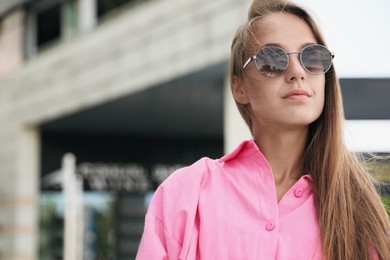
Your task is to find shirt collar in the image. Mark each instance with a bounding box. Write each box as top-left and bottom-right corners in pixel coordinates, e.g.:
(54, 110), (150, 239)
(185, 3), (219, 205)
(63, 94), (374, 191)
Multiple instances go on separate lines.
(218, 140), (263, 163)
(218, 140), (313, 181)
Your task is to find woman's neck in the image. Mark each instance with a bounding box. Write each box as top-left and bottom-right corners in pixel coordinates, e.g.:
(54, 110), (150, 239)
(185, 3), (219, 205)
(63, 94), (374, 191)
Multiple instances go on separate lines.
(253, 125), (308, 201)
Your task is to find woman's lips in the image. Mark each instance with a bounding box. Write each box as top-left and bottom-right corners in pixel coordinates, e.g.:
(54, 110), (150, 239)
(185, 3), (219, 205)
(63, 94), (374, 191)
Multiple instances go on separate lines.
(283, 89), (311, 100)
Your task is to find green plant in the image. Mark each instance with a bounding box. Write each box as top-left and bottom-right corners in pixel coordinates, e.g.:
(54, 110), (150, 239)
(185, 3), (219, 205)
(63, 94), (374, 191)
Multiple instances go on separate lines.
(381, 196), (390, 217)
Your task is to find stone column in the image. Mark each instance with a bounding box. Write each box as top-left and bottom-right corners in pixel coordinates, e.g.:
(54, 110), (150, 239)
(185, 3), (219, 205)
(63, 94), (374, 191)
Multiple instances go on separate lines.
(0, 125), (40, 260)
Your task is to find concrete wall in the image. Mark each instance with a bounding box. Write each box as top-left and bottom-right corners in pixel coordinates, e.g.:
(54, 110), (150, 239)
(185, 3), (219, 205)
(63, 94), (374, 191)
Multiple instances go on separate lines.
(0, 8), (24, 80)
(0, 0), (28, 18)
(0, 0), (250, 258)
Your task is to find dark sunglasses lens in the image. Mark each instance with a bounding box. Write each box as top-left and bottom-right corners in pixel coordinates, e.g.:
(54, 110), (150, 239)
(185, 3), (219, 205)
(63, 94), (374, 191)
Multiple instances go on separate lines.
(301, 45), (333, 74)
(256, 46), (288, 77)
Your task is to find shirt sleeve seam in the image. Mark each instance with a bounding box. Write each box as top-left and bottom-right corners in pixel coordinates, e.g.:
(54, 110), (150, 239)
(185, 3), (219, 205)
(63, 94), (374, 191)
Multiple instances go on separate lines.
(148, 211), (182, 246)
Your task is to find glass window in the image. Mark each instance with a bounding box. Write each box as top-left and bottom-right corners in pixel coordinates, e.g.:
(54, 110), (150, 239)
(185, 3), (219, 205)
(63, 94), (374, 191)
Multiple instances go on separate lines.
(97, 0), (132, 19)
(37, 3), (61, 48)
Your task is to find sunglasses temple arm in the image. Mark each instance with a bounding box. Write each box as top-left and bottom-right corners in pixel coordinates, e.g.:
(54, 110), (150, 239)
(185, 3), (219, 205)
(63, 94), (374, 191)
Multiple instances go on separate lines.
(242, 55), (257, 69)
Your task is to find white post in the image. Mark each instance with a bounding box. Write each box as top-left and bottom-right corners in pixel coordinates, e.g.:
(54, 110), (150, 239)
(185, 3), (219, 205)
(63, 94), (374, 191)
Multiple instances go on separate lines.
(78, 0), (97, 32)
(63, 153), (84, 260)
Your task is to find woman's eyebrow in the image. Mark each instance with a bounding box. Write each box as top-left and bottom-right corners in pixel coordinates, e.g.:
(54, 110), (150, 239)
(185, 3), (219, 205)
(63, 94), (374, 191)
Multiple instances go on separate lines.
(261, 42), (283, 48)
(259, 42), (317, 50)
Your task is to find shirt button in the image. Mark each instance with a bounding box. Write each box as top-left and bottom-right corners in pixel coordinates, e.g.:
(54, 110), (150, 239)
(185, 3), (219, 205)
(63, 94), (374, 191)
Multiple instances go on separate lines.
(294, 188), (304, 198)
(265, 222), (275, 231)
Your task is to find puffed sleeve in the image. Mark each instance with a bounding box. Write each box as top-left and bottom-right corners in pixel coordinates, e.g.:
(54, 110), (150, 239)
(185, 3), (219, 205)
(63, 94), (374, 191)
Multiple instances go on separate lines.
(136, 158), (210, 259)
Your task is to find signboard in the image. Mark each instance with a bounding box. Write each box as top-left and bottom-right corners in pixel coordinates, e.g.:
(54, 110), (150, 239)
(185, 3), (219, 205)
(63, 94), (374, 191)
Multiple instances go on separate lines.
(42, 162), (185, 193)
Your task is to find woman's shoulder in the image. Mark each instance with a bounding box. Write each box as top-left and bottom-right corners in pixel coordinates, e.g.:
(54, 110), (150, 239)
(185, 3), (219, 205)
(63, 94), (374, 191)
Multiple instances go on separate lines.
(145, 140), (264, 230)
(145, 157), (216, 223)
(151, 140), (261, 202)
(157, 156), (216, 194)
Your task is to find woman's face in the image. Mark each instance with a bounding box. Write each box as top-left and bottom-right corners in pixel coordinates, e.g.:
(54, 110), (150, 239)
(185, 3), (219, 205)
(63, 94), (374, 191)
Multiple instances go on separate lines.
(233, 13), (325, 132)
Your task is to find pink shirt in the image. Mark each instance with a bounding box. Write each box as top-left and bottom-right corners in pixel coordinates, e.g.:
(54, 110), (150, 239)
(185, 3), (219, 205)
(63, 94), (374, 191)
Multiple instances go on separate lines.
(136, 140), (322, 259)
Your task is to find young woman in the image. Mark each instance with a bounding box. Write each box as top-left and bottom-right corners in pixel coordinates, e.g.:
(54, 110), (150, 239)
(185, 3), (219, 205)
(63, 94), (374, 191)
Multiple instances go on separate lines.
(136, 0), (390, 259)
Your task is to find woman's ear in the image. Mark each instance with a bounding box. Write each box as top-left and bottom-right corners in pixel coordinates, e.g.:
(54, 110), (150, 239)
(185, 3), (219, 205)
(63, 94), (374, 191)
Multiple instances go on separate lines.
(231, 75), (250, 104)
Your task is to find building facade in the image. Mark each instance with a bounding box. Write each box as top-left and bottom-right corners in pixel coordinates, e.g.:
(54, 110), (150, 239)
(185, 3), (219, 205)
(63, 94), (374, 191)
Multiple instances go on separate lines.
(0, 0), (389, 259)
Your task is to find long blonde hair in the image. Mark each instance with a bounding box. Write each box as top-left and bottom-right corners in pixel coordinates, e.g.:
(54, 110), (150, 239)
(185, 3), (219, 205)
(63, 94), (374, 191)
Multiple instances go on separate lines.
(229, 1), (390, 259)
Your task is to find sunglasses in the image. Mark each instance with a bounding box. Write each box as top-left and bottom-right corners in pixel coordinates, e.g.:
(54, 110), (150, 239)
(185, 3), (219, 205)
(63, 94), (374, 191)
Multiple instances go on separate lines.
(242, 44), (335, 77)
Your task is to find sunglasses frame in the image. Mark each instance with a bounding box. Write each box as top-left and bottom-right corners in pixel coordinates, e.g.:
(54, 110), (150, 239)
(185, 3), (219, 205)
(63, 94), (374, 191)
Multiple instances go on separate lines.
(242, 44), (335, 77)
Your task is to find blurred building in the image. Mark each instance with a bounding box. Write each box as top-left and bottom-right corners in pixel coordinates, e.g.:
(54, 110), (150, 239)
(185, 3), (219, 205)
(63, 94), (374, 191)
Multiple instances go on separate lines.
(0, 0), (389, 259)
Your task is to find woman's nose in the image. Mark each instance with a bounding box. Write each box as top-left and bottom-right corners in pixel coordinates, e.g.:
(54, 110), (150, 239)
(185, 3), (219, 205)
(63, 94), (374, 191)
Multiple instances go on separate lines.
(285, 54), (306, 82)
